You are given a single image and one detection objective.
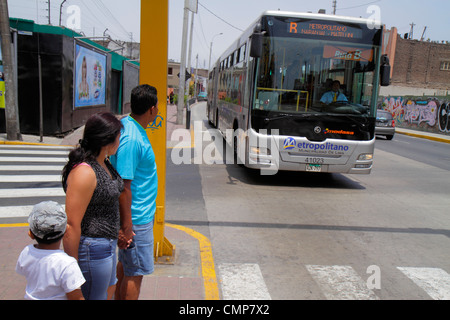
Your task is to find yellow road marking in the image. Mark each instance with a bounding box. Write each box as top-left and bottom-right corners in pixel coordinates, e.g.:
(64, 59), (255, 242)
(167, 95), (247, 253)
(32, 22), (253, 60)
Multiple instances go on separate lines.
(166, 223), (219, 300)
(0, 223), (28, 228)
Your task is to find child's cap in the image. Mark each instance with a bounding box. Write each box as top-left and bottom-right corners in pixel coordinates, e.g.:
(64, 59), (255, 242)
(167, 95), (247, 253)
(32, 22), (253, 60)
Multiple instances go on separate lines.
(28, 201), (67, 241)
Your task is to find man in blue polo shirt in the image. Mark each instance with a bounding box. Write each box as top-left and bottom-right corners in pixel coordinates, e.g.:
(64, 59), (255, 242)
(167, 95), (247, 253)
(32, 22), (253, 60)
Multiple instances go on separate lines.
(110, 84), (159, 300)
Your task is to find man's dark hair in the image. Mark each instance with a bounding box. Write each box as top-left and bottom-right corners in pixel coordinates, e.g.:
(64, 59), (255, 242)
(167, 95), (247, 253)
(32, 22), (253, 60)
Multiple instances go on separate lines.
(130, 84), (158, 115)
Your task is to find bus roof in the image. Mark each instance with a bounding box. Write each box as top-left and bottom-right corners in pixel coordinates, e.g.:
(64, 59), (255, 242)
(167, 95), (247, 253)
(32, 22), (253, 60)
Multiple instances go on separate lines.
(261, 10), (378, 26)
(213, 10), (381, 70)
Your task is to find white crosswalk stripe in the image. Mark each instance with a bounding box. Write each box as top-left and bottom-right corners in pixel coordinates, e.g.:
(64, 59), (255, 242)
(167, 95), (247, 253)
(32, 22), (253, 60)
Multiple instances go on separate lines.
(306, 265), (379, 300)
(0, 149), (69, 156)
(0, 156), (68, 163)
(218, 263), (271, 300)
(0, 145), (70, 218)
(0, 175), (62, 182)
(397, 267), (450, 300)
(0, 165), (64, 171)
(217, 263), (450, 300)
(0, 187), (65, 198)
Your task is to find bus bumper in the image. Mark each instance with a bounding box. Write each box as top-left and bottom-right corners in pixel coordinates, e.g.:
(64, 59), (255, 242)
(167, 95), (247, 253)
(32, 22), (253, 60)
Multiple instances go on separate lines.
(245, 129), (374, 174)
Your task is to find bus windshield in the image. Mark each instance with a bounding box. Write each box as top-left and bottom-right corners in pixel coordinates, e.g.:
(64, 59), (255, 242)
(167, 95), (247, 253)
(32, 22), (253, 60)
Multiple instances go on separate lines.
(252, 17), (381, 121)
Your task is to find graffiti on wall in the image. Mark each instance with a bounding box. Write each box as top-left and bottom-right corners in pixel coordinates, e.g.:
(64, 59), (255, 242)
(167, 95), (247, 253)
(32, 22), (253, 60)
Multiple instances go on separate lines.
(379, 96), (450, 134)
(439, 102), (450, 133)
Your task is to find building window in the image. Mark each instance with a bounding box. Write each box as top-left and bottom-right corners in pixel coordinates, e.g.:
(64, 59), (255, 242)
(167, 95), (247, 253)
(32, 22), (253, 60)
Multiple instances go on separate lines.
(440, 61), (450, 71)
(168, 67), (173, 75)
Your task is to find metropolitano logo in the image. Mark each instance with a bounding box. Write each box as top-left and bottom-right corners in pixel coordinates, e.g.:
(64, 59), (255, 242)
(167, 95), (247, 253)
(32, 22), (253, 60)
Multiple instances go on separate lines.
(283, 137), (296, 150)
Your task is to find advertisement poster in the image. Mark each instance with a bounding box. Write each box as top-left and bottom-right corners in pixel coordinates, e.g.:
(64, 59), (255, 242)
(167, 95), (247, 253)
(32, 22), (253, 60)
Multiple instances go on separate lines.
(74, 43), (107, 107)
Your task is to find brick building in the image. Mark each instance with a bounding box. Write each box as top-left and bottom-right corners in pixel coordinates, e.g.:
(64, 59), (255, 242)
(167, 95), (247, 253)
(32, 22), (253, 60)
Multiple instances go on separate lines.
(378, 28), (450, 135)
(381, 29), (450, 96)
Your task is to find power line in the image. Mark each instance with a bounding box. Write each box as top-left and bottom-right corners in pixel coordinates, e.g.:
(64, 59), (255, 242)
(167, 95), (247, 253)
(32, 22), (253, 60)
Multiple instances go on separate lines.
(337, 0), (382, 11)
(90, 0), (130, 39)
(196, 8), (209, 46)
(76, 0), (129, 41)
(198, 2), (243, 32)
(96, 0), (130, 37)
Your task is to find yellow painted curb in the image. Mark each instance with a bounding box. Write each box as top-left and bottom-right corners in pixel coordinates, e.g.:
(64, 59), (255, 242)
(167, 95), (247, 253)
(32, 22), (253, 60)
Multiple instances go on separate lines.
(0, 140), (73, 147)
(0, 223), (28, 228)
(396, 131), (450, 144)
(166, 223), (220, 300)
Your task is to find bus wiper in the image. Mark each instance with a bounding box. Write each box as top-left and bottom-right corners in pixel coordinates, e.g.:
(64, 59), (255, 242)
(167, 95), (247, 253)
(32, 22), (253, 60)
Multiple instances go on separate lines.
(327, 113), (370, 129)
(263, 113), (314, 124)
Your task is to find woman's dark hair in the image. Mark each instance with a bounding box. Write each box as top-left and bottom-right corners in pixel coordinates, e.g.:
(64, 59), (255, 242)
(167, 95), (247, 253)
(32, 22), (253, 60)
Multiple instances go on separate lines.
(62, 112), (123, 191)
(130, 84), (158, 115)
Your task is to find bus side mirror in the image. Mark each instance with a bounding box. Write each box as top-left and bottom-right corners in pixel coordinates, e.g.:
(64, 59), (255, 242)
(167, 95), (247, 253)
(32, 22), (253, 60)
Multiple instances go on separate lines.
(250, 32), (263, 58)
(380, 54), (390, 86)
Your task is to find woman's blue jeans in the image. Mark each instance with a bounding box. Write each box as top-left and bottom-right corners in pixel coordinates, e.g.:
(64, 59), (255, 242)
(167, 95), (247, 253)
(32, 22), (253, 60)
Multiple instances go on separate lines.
(78, 236), (117, 300)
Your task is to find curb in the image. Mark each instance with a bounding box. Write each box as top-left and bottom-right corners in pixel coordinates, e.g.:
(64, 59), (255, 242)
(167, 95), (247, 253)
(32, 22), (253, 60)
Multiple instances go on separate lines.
(395, 130), (450, 144)
(0, 140), (73, 147)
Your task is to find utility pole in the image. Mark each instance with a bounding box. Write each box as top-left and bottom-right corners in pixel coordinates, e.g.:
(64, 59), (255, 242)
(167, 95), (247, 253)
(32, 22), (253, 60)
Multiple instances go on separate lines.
(332, 0), (337, 15)
(177, 0), (197, 124)
(0, 0), (21, 140)
(187, 10), (195, 96)
(208, 33), (222, 70)
(47, 0), (51, 25)
(129, 32), (133, 59)
(177, 4), (189, 124)
(409, 22), (415, 40)
(420, 26), (427, 41)
(194, 54), (198, 100)
(59, 0), (67, 26)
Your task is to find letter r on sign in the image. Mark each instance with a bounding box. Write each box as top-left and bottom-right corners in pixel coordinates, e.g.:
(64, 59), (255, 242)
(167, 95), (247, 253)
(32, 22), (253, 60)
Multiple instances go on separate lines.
(290, 22), (298, 33)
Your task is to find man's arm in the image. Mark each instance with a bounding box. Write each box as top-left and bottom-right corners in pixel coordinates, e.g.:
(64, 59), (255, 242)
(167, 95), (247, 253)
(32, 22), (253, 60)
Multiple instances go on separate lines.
(118, 180), (134, 249)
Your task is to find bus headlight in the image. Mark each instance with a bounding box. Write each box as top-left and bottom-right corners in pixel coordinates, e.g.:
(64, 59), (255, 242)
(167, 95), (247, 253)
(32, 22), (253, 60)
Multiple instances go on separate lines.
(358, 153), (373, 161)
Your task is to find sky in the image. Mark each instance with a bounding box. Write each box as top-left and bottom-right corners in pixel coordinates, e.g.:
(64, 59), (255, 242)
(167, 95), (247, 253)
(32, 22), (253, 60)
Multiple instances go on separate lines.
(7, 0), (450, 70)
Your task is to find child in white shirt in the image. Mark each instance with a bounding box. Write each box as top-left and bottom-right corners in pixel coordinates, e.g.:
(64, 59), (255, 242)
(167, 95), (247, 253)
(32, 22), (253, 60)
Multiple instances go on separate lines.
(16, 201), (85, 300)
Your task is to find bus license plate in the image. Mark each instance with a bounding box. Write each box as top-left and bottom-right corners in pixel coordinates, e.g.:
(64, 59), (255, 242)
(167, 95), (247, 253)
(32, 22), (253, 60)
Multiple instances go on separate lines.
(306, 164), (322, 172)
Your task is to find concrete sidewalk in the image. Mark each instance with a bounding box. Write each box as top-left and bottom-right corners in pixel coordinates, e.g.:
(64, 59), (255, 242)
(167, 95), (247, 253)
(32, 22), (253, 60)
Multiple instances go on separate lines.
(0, 103), (212, 300)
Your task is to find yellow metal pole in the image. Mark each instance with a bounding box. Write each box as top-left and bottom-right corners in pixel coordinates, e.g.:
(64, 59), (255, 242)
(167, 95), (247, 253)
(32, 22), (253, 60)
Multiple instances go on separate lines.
(140, 0), (174, 261)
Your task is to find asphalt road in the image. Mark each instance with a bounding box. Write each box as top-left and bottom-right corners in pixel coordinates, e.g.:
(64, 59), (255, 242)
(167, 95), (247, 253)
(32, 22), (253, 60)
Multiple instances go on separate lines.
(165, 102), (450, 300)
(375, 132), (450, 171)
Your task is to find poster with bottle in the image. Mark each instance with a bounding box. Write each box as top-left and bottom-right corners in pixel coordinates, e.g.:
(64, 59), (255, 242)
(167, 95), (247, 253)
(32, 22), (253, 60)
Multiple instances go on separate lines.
(74, 43), (107, 108)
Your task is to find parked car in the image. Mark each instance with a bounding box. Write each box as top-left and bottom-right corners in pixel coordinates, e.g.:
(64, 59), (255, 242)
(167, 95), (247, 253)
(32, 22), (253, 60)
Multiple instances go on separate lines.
(198, 91), (207, 101)
(375, 110), (395, 140)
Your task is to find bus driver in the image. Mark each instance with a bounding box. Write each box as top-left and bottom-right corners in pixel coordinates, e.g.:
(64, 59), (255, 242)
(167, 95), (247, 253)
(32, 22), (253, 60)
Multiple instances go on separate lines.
(320, 80), (348, 104)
